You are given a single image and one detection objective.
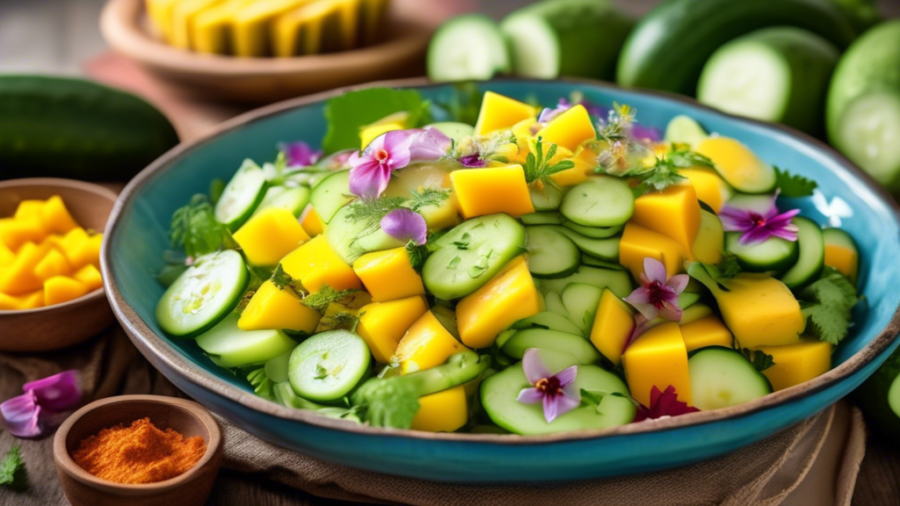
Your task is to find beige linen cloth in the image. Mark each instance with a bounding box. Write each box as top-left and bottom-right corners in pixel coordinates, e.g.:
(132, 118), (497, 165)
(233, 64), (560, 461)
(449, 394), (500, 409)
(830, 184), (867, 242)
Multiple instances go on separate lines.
(0, 327), (867, 506)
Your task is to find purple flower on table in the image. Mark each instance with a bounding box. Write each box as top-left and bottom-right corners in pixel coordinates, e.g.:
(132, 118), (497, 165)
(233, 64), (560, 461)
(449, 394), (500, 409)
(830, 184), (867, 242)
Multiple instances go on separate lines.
(380, 208), (427, 246)
(1, 369), (82, 438)
(0, 390), (41, 438)
(278, 141), (322, 167)
(24, 370), (81, 413)
(516, 349), (580, 423)
(719, 191), (800, 245)
(349, 128), (451, 198)
(623, 258), (690, 322)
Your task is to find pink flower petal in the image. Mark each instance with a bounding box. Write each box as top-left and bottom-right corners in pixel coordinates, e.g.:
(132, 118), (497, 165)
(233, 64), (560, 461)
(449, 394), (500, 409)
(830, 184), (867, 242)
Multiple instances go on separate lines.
(24, 370), (81, 413)
(522, 349), (551, 385)
(516, 388), (543, 404)
(643, 257), (668, 284)
(666, 274), (690, 294)
(349, 161), (392, 198)
(738, 226), (774, 245)
(407, 128), (451, 160)
(631, 124), (662, 143)
(626, 299), (660, 321)
(380, 209), (427, 245)
(278, 141), (322, 167)
(554, 365), (578, 387)
(543, 389), (581, 423)
(1, 391), (42, 438)
(658, 301), (683, 322)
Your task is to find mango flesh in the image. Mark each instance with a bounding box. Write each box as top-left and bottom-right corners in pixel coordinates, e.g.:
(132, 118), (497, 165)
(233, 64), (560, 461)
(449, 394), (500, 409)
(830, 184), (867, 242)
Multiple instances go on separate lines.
(359, 112), (409, 149)
(356, 296), (429, 363)
(238, 280), (321, 333)
(551, 146), (596, 187)
(695, 137), (773, 191)
(680, 168), (729, 213)
(619, 222), (685, 280)
(352, 247), (425, 302)
(712, 273), (805, 349)
(280, 236), (362, 293)
(395, 311), (466, 374)
(824, 244), (858, 285)
(632, 183), (700, 261)
(274, 0), (356, 57)
(73, 264), (104, 292)
(301, 208), (325, 237)
(680, 315), (733, 352)
(232, 0), (315, 57)
(622, 322), (692, 407)
(383, 163), (460, 231)
(191, 0), (257, 54)
(450, 165), (535, 219)
(456, 256), (542, 349)
(474, 92), (538, 136)
(757, 341), (832, 391)
(171, 0), (228, 49)
(410, 385), (468, 433)
(33, 248), (71, 282)
(589, 289), (635, 365)
(233, 208), (310, 267)
(44, 275), (89, 306)
(536, 105), (597, 152)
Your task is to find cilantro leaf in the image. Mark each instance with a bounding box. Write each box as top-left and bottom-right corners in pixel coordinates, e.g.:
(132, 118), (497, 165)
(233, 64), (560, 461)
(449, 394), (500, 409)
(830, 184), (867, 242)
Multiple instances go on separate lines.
(316, 311), (361, 332)
(0, 446), (26, 491)
(703, 253), (742, 282)
(741, 348), (776, 372)
(322, 88), (431, 153)
(233, 289), (256, 315)
(270, 264), (293, 290)
(603, 144), (711, 193)
(405, 240), (428, 273)
(344, 196), (407, 237)
(169, 194), (231, 259)
(408, 188), (451, 213)
(775, 166), (817, 197)
(301, 285), (358, 313)
(247, 368), (276, 402)
(523, 137), (575, 186)
(799, 267), (859, 345)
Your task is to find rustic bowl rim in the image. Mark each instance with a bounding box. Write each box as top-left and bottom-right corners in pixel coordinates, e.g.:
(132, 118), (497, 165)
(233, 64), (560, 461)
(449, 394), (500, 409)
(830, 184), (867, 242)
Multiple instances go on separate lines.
(102, 76), (900, 445)
(53, 394), (222, 493)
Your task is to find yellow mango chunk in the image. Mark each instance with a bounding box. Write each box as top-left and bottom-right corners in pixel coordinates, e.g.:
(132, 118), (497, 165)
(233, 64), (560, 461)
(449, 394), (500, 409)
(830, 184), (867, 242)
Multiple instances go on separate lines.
(474, 92), (538, 136)
(170, 0), (228, 49)
(356, 295), (429, 363)
(680, 168), (729, 213)
(619, 223), (685, 280)
(590, 289), (635, 365)
(33, 248), (71, 282)
(191, 0), (256, 54)
(44, 276), (88, 306)
(632, 184), (701, 261)
(0, 241), (15, 267)
(280, 236), (362, 293)
(622, 322), (692, 407)
(315, 296), (370, 333)
(695, 137), (774, 192)
(825, 244), (858, 285)
(146, 0), (182, 41)
(73, 264), (104, 292)
(14, 200), (44, 221)
(450, 165), (535, 219)
(457, 256), (542, 349)
(41, 196), (79, 235)
(68, 234), (103, 270)
(0, 242), (52, 295)
(536, 105), (597, 152)
(353, 248), (425, 302)
(0, 290), (44, 311)
(714, 273), (805, 348)
(233, 208), (310, 267)
(551, 146), (597, 187)
(0, 218), (45, 251)
(692, 209), (724, 265)
(275, 0), (358, 57)
(680, 315), (733, 353)
(757, 341), (832, 391)
(358, 112), (409, 148)
(395, 311), (465, 374)
(301, 208), (325, 237)
(238, 280), (321, 333)
(233, 0), (315, 57)
(383, 164), (460, 231)
(411, 386), (468, 433)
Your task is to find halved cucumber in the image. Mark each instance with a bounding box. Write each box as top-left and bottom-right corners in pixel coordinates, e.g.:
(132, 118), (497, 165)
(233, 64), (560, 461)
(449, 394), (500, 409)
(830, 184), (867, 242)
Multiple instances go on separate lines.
(561, 282), (604, 333)
(423, 214), (527, 300)
(310, 170), (353, 224)
(501, 329), (601, 365)
(539, 266), (633, 299)
(692, 209), (725, 265)
(426, 122), (475, 143)
(551, 225), (619, 261)
(512, 311), (585, 337)
(196, 313), (297, 368)
(543, 291), (568, 317)
(288, 330), (372, 403)
(581, 254), (625, 271)
(780, 217), (824, 289)
(521, 211), (564, 225)
(325, 204), (403, 264)
(529, 184), (567, 211)
(215, 159), (268, 230)
(563, 221), (623, 239)
(725, 232), (799, 274)
(427, 14), (509, 82)
(664, 115), (708, 147)
(833, 91), (900, 190)
(724, 193), (776, 214)
(688, 346), (772, 410)
(560, 177), (634, 227)
(156, 250), (248, 338)
(254, 185), (311, 217)
(525, 225), (580, 279)
(265, 351), (293, 384)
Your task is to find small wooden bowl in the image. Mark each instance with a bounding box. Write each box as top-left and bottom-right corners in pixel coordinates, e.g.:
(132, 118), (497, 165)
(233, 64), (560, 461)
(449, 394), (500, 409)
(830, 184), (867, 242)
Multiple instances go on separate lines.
(0, 178), (117, 352)
(53, 395), (223, 506)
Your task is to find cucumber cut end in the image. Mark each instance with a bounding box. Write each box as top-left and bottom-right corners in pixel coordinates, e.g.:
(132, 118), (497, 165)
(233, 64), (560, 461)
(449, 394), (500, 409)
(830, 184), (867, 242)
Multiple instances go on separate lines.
(428, 14), (509, 82)
(698, 43), (790, 123)
(836, 92), (900, 187)
(500, 14), (560, 79)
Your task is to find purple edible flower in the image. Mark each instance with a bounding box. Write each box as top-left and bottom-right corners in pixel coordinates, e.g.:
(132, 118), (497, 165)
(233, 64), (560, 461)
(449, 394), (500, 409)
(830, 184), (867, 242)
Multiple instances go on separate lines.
(279, 141), (322, 167)
(630, 124), (662, 143)
(380, 208), (427, 246)
(633, 385), (699, 422)
(24, 370), (81, 413)
(719, 191), (800, 245)
(348, 128), (451, 199)
(407, 127), (452, 160)
(516, 349), (580, 423)
(1, 369), (82, 438)
(457, 153), (486, 167)
(0, 391), (41, 438)
(624, 258), (689, 322)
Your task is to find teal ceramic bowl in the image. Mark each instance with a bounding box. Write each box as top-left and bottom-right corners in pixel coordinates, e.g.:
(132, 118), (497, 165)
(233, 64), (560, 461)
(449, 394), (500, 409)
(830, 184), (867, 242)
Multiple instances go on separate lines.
(103, 78), (900, 482)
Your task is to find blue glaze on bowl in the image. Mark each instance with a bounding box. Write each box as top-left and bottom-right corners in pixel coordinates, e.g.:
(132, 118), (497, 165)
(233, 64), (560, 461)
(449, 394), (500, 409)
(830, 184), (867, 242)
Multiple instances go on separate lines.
(103, 79), (900, 482)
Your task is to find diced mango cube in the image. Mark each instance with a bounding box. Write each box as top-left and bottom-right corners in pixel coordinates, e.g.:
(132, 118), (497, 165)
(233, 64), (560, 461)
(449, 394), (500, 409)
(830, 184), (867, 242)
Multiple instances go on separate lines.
(0, 290), (44, 311)
(716, 273), (805, 349)
(410, 385), (468, 432)
(14, 200), (45, 221)
(69, 234), (103, 270)
(536, 105), (597, 152)
(590, 289), (635, 365)
(33, 248), (72, 281)
(353, 247), (425, 302)
(356, 295), (429, 363)
(757, 341), (832, 391)
(0, 242), (52, 295)
(359, 112), (409, 149)
(40, 196), (79, 235)
(474, 92), (538, 136)
(551, 146), (596, 187)
(56, 227), (89, 264)
(680, 168), (729, 213)
(238, 280), (321, 334)
(450, 165), (535, 219)
(233, 208), (310, 267)
(619, 223), (685, 280)
(191, 0), (254, 54)
(511, 118), (538, 165)
(632, 184), (701, 260)
(395, 310), (465, 374)
(232, 0), (313, 57)
(73, 264), (104, 292)
(622, 322), (692, 407)
(0, 241), (14, 267)
(695, 137), (771, 191)
(825, 244), (858, 285)
(43, 276), (88, 306)
(456, 256), (542, 349)
(680, 315), (733, 352)
(301, 207), (325, 237)
(280, 236), (362, 293)
(0, 218), (45, 251)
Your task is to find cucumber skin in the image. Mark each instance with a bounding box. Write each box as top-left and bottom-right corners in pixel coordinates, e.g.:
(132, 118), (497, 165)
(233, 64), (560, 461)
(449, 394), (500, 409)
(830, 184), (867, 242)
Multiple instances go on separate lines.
(0, 76), (179, 181)
(855, 345), (900, 444)
(616, 0), (856, 95)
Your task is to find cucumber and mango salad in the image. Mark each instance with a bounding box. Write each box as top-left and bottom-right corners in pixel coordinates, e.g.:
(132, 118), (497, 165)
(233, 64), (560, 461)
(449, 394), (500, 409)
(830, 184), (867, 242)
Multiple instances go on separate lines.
(155, 88), (860, 434)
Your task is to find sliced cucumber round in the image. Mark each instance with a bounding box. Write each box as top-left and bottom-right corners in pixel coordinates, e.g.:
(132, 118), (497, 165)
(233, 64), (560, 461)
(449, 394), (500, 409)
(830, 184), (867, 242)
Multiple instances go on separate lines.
(688, 346), (772, 411)
(560, 177), (634, 227)
(724, 193), (776, 214)
(156, 250), (248, 338)
(833, 91), (900, 189)
(530, 183), (567, 211)
(551, 225), (620, 261)
(780, 217), (824, 289)
(254, 185), (311, 217)
(427, 14), (509, 82)
(692, 209), (725, 265)
(521, 211), (564, 225)
(561, 282), (604, 333)
(310, 170), (353, 224)
(664, 115), (708, 147)
(512, 311), (584, 337)
(215, 160), (268, 230)
(525, 226), (580, 279)
(422, 214), (526, 300)
(501, 328), (600, 365)
(538, 266), (633, 299)
(581, 254), (625, 271)
(562, 221), (623, 239)
(426, 122), (475, 143)
(196, 313), (297, 369)
(288, 330), (372, 403)
(725, 232), (799, 274)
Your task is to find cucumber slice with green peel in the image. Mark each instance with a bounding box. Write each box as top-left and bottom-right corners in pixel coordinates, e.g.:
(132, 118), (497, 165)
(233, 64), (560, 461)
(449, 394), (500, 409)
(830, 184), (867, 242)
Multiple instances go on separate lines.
(561, 282), (604, 332)
(692, 209), (725, 265)
(664, 115), (708, 147)
(539, 266), (633, 299)
(426, 122), (475, 142)
(265, 351), (293, 384)
(525, 226), (580, 279)
(502, 329), (601, 364)
(725, 232), (799, 274)
(543, 291), (568, 317)
(427, 14), (510, 82)
(288, 330), (372, 403)
(833, 92), (900, 190)
(215, 160), (268, 230)
(678, 291), (701, 310)
(496, 328), (518, 349)
(563, 221), (623, 239)
(550, 225), (620, 261)
(581, 254), (625, 271)
(254, 186), (311, 217)
(725, 193), (777, 215)
(500, 0), (634, 80)
(529, 184), (567, 211)
(310, 170), (353, 224)
(688, 346), (772, 410)
(196, 313), (297, 368)
(325, 204), (403, 264)
(521, 211), (563, 225)
(697, 27), (839, 135)
(512, 311), (585, 337)
(481, 348), (633, 435)
(156, 251), (248, 338)
(423, 214), (527, 300)
(561, 177), (634, 227)
(780, 217), (825, 289)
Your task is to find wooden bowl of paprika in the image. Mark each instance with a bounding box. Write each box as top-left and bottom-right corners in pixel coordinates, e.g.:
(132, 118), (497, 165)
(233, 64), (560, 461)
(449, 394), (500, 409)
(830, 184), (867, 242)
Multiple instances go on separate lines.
(52, 395), (223, 506)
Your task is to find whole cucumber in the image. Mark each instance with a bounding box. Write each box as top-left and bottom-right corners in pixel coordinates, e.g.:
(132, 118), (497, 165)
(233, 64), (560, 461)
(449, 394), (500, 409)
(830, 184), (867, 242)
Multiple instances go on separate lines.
(0, 76), (179, 181)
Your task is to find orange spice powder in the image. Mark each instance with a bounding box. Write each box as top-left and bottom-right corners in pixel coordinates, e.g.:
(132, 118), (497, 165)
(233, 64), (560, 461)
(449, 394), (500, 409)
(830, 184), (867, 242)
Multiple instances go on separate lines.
(71, 417), (206, 484)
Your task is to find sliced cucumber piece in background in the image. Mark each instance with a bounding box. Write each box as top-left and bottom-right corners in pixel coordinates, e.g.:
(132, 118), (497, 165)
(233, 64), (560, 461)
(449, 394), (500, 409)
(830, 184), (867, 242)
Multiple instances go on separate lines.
(310, 170), (353, 224)
(561, 177), (634, 227)
(254, 185), (311, 217)
(521, 211), (564, 225)
(552, 225), (620, 261)
(530, 183), (566, 211)
(539, 266), (633, 299)
(428, 14), (510, 82)
(512, 311), (585, 337)
(689, 346), (772, 411)
(197, 313), (297, 369)
(833, 91), (900, 190)
(543, 291), (568, 317)
(724, 193), (776, 215)
(215, 159), (268, 230)
(562, 221), (623, 239)
(525, 226), (580, 279)
(426, 122), (475, 143)
(501, 329), (600, 365)
(561, 282), (604, 333)
(664, 115), (708, 147)
(288, 330), (372, 403)
(726, 232), (799, 274)
(780, 217), (825, 289)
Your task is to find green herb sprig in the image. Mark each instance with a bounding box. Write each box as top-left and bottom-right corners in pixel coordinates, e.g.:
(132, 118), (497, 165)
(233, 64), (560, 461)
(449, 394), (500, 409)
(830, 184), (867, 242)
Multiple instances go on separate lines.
(523, 137), (575, 186)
